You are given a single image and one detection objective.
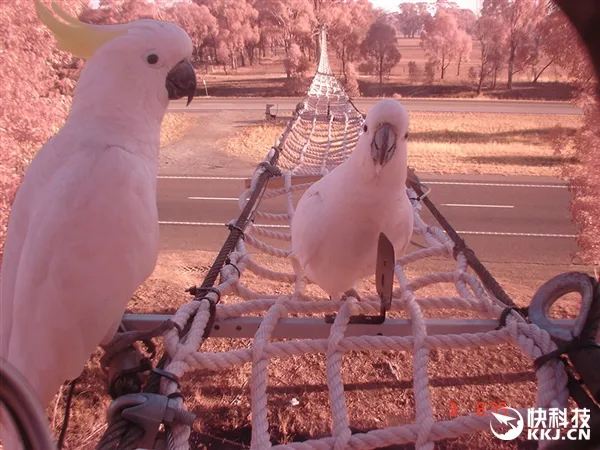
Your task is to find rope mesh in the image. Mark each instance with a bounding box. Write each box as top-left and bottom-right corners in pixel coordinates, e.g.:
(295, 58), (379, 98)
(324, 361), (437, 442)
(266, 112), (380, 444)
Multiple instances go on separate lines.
(156, 27), (571, 450)
(277, 27), (364, 176)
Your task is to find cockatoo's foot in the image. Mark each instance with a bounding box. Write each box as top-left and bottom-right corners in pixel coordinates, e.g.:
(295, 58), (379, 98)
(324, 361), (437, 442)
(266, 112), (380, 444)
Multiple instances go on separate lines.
(341, 288), (361, 301)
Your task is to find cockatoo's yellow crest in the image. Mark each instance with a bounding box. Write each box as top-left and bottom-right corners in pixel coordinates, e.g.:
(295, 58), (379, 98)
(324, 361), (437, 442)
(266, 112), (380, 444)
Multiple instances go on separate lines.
(34, 0), (128, 59)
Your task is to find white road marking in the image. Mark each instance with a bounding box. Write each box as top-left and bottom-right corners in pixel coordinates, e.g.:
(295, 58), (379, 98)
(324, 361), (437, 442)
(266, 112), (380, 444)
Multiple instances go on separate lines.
(442, 203), (514, 209)
(188, 196), (239, 201)
(456, 231), (576, 238)
(158, 221), (575, 238)
(159, 175), (569, 188)
(159, 175), (246, 180)
(425, 181), (567, 188)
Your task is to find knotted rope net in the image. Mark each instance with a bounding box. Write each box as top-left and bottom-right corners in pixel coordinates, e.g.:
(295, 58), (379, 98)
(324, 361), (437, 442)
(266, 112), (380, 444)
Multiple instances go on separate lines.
(151, 27), (580, 450)
(277, 27), (364, 176)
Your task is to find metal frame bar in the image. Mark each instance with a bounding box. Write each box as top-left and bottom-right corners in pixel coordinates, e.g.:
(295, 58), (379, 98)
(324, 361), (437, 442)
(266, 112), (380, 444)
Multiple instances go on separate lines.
(122, 314), (577, 340)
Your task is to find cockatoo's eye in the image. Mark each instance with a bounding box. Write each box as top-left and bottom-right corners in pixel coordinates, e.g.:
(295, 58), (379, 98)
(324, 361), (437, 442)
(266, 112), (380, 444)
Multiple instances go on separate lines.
(405, 132), (409, 140)
(363, 124), (368, 133)
(147, 53), (159, 65)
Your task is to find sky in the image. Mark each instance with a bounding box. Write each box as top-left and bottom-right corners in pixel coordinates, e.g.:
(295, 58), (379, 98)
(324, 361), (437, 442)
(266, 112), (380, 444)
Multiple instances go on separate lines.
(370, 0), (480, 14)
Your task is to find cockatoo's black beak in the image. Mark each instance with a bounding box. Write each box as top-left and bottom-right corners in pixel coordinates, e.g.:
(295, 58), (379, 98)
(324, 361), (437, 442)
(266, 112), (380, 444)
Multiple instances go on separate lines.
(166, 59), (197, 106)
(371, 123), (397, 167)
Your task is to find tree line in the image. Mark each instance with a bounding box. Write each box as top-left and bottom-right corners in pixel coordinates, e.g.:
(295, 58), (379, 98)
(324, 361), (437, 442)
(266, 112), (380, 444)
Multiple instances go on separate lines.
(76, 0), (587, 96)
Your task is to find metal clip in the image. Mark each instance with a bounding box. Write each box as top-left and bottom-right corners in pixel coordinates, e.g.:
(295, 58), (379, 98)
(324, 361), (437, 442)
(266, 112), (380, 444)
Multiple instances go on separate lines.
(106, 393), (196, 449)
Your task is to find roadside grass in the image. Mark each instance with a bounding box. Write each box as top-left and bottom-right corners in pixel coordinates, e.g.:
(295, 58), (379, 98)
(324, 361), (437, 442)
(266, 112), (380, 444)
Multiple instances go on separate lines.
(223, 112), (582, 177)
(160, 113), (204, 148)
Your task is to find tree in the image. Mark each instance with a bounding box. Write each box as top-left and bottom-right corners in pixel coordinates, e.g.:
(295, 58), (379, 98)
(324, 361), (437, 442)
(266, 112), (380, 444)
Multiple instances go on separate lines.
(543, 3), (598, 267)
(361, 20), (402, 94)
(424, 60), (436, 84)
(257, 0), (316, 54)
(541, 10), (593, 84)
(472, 14), (507, 94)
(408, 61), (422, 83)
(455, 30), (472, 76)
(397, 2), (430, 38)
(420, 9), (462, 79)
(325, 0), (375, 80)
(312, 0), (337, 59)
(283, 42), (311, 93)
(253, 0), (277, 58)
(435, 0), (460, 9)
(79, 0), (159, 24)
(283, 42), (310, 77)
(467, 66), (478, 83)
(343, 61), (361, 97)
(195, 0), (260, 69)
(164, 3), (218, 62)
(529, 8), (582, 83)
(1, 0), (82, 264)
(482, 0), (543, 89)
(450, 8), (477, 33)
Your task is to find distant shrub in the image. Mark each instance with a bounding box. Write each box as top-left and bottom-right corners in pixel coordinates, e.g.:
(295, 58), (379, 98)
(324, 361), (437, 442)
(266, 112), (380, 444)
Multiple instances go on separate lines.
(344, 62), (361, 97)
(358, 60), (377, 76)
(408, 61), (422, 83)
(468, 66), (478, 84)
(424, 60), (436, 84)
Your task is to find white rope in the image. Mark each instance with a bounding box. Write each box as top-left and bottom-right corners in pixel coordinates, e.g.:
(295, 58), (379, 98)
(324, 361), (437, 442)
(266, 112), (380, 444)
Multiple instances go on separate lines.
(159, 28), (572, 450)
(161, 159), (570, 449)
(277, 28), (363, 176)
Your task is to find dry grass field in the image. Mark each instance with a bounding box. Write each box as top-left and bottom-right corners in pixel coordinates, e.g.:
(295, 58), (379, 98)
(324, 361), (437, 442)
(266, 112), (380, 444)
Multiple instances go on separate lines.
(223, 112), (582, 177)
(39, 109), (593, 450)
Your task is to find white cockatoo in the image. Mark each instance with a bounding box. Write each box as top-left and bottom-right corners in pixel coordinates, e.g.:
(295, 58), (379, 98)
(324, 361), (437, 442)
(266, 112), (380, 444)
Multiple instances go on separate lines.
(0, 1), (196, 445)
(290, 99), (414, 300)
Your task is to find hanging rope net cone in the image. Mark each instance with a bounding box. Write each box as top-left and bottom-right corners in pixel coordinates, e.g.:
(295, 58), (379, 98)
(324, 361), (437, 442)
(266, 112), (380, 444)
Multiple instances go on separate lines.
(276, 27), (365, 176)
(98, 26), (600, 450)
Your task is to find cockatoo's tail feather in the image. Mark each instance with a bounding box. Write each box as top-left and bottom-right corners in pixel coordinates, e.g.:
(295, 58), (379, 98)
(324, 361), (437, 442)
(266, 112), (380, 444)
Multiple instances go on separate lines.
(35, 0), (128, 59)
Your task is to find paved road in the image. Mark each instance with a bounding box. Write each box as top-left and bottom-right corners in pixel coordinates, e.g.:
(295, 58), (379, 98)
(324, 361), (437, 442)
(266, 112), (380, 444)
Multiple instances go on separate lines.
(156, 174), (580, 265)
(169, 97), (582, 115)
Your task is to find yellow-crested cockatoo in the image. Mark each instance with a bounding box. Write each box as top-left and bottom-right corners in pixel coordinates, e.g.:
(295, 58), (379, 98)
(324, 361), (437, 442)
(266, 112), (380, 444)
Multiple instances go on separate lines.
(291, 99), (414, 300)
(0, 1), (196, 446)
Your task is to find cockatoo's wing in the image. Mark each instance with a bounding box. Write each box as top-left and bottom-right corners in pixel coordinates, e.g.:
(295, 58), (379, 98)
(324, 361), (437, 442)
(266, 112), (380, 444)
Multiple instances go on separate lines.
(3, 145), (159, 407)
(384, 192), (414, 256)
(0, 201), (28, 359)
(291, 183), (327, 273)
(1, 134), (61, 360)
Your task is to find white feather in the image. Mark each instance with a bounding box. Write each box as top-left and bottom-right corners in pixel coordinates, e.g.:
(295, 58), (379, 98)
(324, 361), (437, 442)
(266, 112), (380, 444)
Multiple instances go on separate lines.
(0, 17), (193, 449)
(291, 99), (414, 299)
